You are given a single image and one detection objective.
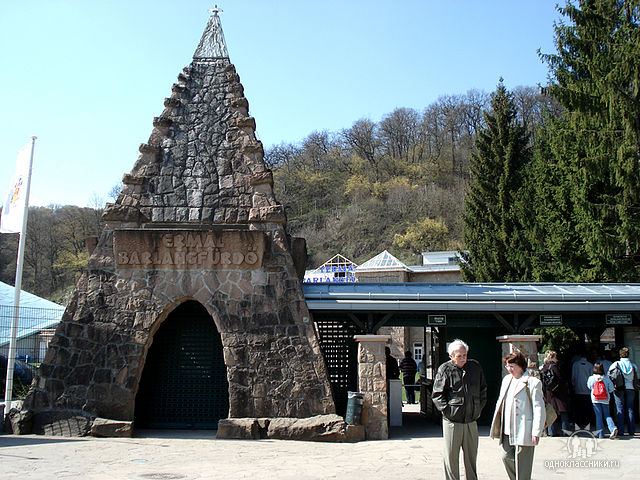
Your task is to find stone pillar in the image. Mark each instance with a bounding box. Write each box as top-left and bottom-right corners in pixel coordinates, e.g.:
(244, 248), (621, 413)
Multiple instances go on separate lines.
(496, 335), (543, 378)
(354, 335), (390, 440)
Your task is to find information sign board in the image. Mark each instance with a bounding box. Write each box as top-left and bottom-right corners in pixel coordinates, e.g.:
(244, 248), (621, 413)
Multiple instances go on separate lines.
(428, 314), (447, 326)
(540, 315), (562, 326)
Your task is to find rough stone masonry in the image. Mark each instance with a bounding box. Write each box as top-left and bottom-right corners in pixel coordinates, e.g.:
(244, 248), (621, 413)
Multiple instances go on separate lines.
(22, 10), (338, 436)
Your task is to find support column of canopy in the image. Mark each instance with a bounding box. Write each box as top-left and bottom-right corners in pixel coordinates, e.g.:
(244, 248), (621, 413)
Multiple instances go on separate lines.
(354, 334), (391, 440)
(496, 334), (543, 377)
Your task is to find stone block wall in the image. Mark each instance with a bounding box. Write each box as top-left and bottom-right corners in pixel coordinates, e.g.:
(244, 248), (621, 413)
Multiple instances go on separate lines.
(497, 334), (543, 378)
(355, 335), (390, 440)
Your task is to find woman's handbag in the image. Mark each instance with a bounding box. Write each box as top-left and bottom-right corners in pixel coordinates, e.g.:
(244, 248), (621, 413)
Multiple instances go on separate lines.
(543, 401), (558, 428)
(526, 380), (557, 428)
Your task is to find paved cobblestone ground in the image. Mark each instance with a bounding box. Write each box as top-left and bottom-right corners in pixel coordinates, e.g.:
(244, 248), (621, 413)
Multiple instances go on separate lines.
(1, 417), (638, 480)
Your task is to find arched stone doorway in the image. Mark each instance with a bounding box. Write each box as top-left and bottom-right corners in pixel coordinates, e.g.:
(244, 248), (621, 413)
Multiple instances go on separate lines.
(134, 301), (228, 428)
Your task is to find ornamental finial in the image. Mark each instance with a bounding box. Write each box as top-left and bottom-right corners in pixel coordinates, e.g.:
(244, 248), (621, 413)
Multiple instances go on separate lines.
(194, 4), (229, 60)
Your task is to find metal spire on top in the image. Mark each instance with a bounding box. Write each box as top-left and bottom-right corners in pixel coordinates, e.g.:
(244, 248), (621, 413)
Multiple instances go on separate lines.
(193, 4), (229, 60)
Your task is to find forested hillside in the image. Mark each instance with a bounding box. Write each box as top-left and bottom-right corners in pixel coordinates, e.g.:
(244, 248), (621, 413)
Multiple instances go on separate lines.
(0, 206), (103, 303)
(267, 87), (559, 268)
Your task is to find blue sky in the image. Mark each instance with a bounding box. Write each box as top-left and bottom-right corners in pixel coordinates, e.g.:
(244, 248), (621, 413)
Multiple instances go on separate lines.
(0, 1), (562, 207)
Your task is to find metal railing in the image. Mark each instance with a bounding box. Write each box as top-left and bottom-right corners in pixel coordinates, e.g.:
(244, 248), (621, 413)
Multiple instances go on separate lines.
(0, 305), (63, 363)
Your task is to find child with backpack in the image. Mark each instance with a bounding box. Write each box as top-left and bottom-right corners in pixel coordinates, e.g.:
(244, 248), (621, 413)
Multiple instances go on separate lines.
(587, 363), (618, 439)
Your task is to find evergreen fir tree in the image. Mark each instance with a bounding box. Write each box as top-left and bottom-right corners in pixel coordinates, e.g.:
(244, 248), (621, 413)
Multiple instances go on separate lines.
(536, 0), (640, 281)
(462, 81), (531, 282)
(527, 119), (587, 281)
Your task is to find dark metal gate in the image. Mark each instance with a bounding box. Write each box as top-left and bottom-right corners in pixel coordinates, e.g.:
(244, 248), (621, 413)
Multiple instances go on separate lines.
(135, 301), (228, 429)
(314, 318), (364, 416)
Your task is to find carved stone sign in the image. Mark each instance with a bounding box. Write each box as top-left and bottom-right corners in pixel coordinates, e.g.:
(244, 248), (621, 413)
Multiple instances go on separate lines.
(114, 230), (264, 270)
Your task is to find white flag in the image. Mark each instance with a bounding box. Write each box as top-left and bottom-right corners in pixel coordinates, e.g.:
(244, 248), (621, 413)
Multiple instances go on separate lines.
(0, 144), (31, 233)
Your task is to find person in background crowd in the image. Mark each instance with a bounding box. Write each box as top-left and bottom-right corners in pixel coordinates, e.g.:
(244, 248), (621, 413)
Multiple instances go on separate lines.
(385, 346), (400, 381)
(541, 350), (571, 436)
(432, 339), (487, 480)
(608, 347), (639, 436)
(587, 362), (618, 439)
(571, 350), (594, 428)
(490, 351), (545, 480)
(604, 349), (617, 413)
(597, 348), (613, 373)
(399, 350), (418, 404)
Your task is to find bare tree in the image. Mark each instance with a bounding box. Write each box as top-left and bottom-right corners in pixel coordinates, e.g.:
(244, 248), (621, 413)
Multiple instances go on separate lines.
(341, 119), (381, 179)
(436, 95), (465, 174)
(512, 85), (563, 139)
(301, 131), (338, 172)
(460, 89), (489, 136)
(108, 182), (123, 202)
(264, 142), (301, 172)
(23, 207), (61, 295)
(421, 104), (446, 162)
(378, 108), (420, 163)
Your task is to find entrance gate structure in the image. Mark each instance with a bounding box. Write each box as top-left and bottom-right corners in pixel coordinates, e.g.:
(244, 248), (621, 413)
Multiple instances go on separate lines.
(306, 282), (640, 429)
(23, 9), (335, 435)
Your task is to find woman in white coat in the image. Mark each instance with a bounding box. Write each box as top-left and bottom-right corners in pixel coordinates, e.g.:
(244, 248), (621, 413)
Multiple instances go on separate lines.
(490, 351), (545, 480)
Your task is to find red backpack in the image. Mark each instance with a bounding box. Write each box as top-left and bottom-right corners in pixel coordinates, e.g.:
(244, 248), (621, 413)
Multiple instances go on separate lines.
(593, 379), (608, 400)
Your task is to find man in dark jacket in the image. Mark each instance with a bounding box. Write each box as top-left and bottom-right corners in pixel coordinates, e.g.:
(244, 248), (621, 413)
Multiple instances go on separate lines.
(385, 347), (400, 380)
(432, 339), (487, 480)
(399, 350), (418, 404)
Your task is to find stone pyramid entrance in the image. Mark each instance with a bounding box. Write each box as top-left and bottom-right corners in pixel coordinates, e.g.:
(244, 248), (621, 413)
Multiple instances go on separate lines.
(24, 8), (336, 435)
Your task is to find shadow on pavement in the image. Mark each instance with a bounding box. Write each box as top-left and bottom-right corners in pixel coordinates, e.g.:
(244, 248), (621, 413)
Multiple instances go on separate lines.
(133, 429), (219, 440)
(0, 434), (88, 448)
(390, 412), (441, 439)
(390, 412), (493, 440)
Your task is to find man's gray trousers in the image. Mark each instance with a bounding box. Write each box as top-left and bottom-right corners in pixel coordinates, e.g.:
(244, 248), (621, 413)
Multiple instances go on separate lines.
(442, 417), (478, 480)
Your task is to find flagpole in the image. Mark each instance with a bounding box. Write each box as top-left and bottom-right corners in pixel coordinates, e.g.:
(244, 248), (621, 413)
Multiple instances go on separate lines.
(3, 136), (36, 421)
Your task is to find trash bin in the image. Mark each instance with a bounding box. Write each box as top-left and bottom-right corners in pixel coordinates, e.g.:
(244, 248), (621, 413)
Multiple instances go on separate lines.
(345, 391), (364, 425)
(389, 379), (402, 426)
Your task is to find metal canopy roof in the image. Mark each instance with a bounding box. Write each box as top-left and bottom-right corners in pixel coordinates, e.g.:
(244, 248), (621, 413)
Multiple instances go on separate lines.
(303, 282), (640, 312)
(0, 282), (65, 345)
